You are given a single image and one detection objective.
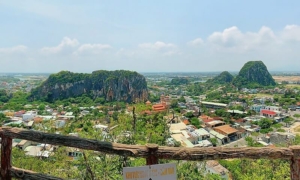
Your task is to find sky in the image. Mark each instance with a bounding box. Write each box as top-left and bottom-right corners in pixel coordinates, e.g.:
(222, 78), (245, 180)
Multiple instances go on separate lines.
(1, 0), (300, 73)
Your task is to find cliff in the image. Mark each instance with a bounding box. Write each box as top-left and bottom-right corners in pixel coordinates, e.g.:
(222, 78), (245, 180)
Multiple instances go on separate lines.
(29, 70), (148, 103)
(233, 61), (276, 88)
(208, 71), (234, 84)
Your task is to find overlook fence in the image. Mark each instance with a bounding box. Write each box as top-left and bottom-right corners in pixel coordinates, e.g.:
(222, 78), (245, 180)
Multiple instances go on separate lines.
(1, 127), (300, 179)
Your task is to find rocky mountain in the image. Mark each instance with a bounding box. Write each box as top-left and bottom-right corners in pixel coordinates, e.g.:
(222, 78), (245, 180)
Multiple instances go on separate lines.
(29, 70), (148, 103)
(233, 61), (276, 88)
(208, 71), (234, 84)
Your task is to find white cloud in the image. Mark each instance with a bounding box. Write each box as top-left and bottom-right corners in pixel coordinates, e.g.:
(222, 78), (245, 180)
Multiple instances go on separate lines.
(281, 25), (300, 41)
(41, 37), (79, 54)
(75, 44), (112, 55)
(206, 26), (277, 53)
(138, 41), (176, 50)
(2, 25), (300, 72)
(0, 45), (27, 53)
(187, 38), (204, 46)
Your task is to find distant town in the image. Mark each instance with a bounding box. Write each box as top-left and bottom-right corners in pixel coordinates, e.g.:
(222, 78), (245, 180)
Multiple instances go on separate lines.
(1, 66), (300, 179)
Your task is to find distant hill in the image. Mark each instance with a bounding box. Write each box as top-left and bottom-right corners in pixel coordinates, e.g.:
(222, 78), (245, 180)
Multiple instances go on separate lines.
(208, 71), (234, 84)
(233, 61), (276, 88)
(29, 70), (148, 103)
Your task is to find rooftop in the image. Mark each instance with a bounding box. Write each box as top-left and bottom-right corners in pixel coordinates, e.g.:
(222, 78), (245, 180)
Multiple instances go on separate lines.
(194, 128), (210, 136)
(261, 109), (277, 115)
(209, 130), (226, 139)
(213, 125), (238, 135)
(170, 122), (187, 133)
(200, 101), (227, 107)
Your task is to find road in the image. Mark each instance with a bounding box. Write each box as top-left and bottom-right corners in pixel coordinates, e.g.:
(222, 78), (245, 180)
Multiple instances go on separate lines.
(223, 138), (247, 148)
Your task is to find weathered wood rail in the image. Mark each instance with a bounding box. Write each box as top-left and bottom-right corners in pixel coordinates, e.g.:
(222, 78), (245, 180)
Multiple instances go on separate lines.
(0, 127), (300, 179)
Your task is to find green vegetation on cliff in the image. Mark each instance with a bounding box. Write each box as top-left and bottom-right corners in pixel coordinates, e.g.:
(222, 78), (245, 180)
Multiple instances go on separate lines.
(233, 61), (276, 88)
(30, 70), (148, 103)
(207, 71), (234, 84)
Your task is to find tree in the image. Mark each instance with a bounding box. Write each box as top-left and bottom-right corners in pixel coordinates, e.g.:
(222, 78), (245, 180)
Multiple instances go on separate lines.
(178, 96), (186, 103)
(210, 138), (218, 146)
(258, 118), (273, 129)
(38, 103), (46, 111)
(94, 97), (105, 104)
(170, 99), (178, 108)
(283, 117), (293, 127)
(185, 112), (194, 119)
(0, 113), (8, 124)
(190, 117), (201, 128)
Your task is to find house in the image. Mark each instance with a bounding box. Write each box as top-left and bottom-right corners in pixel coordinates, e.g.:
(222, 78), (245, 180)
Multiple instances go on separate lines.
(206, 160), (230, 180)
(206, 120), (225, 128)
(209, 130), (230, 145)
(24, 146), (43, 157)
(152, 103), (167, 112)
(22, 111), (37, 121)
(14, 110), (26, 117)
(194, 128), (210, 141)
(94, 124), (108, 131)
(260, 109), (277, 118)
(297, 102), (300, 109)
(250, 105), (264, 113)
(25, 121), (34, 129)
(213, 125), (239, 141)
(227, 110), (246, 115)
(67, 147), (83, 160)
(263, 106), (282, 112)
(199, 115), (214, 123)
(16, 140), (32, 150)
(194, 140), (212, 147)
(169, 122), (187, 134)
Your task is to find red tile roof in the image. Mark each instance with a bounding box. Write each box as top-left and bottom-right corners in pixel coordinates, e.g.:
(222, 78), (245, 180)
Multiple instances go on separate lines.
(261, 109), (276, 115)
(183, 119), (190, 125)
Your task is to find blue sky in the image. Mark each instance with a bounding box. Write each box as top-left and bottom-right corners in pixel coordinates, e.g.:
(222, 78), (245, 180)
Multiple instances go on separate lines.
(1, 0), (300, 73)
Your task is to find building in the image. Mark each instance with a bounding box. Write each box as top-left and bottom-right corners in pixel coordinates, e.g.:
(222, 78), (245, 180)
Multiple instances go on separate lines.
(169, 122), (187, 134)
(260, 109), (277, 118)
(194, 128), (210, 141)
(200, 101), (227, 109)
(22, 111), (37, 122)
(206, 120), (226, 128)
(213, 125), (239, 141)
(209, 130), (230, 145)
(250, 105), (264, 113)
(262, 106), (282, 112)
(152, 94), (168, 112)
(206, 160), (230, 180)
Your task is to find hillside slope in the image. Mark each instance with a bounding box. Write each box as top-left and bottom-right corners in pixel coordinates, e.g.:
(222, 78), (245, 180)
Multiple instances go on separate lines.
(30, 70), (148, 103)
(233, 61), (276, 88)
(209, 71), (234, 84)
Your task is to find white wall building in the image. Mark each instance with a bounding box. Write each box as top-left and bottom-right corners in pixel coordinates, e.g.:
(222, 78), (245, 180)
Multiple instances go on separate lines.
(22, 111), (37, 121)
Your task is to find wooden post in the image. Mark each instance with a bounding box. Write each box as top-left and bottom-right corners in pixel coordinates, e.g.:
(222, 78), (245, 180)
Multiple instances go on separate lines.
(290, 146), (300, 180)
(1, 135), (12, 180)
(146, 144), (158, 165)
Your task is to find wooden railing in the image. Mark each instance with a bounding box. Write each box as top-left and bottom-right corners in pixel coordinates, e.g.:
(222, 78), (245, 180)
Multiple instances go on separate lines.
(1, 127), (300, 179)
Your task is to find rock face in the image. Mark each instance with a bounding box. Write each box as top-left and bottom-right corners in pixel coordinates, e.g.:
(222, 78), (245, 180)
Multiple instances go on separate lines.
(233, 61), (276, 88)
(30, 70), (148, 103)
(209, 71), (233, 84)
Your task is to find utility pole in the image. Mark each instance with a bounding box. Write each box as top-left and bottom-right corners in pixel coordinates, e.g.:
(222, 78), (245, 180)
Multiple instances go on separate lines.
(133, 106), (136, 134)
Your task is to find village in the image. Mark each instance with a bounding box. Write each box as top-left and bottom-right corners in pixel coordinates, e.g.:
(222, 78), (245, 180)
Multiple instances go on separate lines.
(1, 73), (300, 179)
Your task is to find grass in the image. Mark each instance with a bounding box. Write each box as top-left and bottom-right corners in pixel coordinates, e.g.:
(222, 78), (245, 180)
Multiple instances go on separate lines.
(285, 84), (300, 89)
